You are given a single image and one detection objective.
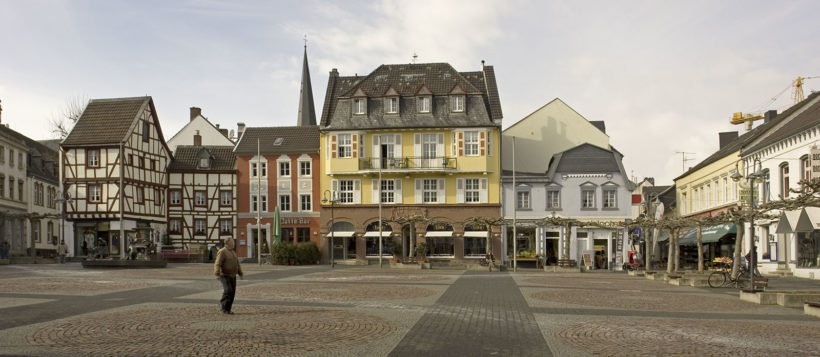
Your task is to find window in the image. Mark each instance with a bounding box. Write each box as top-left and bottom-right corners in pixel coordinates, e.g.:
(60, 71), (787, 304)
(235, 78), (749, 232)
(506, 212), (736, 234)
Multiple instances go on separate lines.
(8, 177), (14, 200)
(463, 131), (479, 156)
(763, 169), (771, 203)
(300, 194), (311, 211)
(422, 133), (437, 158)
(380, 179), (395, 203)
(17, 152), (22, 169)
(135, 187), (144, 203)
(0, 146), (4, 163)
(385, 97), (399, 114)
(681, 192), (688, 214)
(199, 158), (209, 169)
(88, 184), (101, 202)
(297, 228), (311, 243)
(338, 134), (352, 158)
(299, 161), (311, 176)
(279, 161), (290, 177)
(169, 219), (181, 233)
(723, 177), (728, 203)
(450, 95), (465, 112)
(603, 188), (617, 209)
(220, 190), (232, 206)
(251, 162), (266, 177)
(417, 96), (431, 113)
(339, 180), (354, 203)
(251, 195), (268, 212)
(47, 222), (54, 243)
(516, 190), (531, 210)
(128, 154), (133, 166)
(194, 219), (206, 235)
(582, 188), (596, 209)
(48, 187), (56, 208)
(33, 183), (42, 206)
(194, 190), (206, 207)
(18, 181), (23, 201)
(220, 219), (232, 235)
(546, 189), (561, 209)
(353, 98), (367, 115)
(780, 163), (790, 198)
(261, 162), (267, 176)
(32, 220), (40, 243)
(169, 190), (182, 206)
(142, 121), (150, 142)
(801, 155), (811, 191)
(423, 179), (438, 203)
(251, 162), (257, 177)
(464, 178), (480, 203)
(251, 195), (258, 212)
(9, 149), (13, 166)
(261, 195), (267, 211)
(279, 194), (291, 211)
(154, 189), (162, 206)
(87, 149), (100, 167)
(0, 175), (5, 198)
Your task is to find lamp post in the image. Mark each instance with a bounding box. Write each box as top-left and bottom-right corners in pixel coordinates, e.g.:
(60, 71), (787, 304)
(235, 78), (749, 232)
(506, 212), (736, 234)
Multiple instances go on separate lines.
(731, 157), (764, 291)
(322, 190), (336, 268)
(55, 191), (72, 256)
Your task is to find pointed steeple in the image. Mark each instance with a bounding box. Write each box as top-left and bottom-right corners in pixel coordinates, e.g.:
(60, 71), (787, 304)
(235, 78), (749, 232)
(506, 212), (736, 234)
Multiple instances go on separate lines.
(297, 43), (317, 126)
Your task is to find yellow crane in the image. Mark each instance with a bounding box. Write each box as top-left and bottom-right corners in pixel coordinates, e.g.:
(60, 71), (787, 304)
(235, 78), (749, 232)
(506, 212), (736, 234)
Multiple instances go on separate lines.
(731, 76), (818, 126)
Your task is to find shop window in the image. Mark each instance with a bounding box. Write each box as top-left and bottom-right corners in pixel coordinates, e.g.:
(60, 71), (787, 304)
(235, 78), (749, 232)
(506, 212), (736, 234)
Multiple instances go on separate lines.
(797, 230), (820, 268)
(297, 228), (311, 243)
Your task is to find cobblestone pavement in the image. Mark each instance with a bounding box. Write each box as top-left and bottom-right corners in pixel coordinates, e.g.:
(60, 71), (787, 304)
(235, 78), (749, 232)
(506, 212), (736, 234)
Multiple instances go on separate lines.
(2, 264), (820, 356)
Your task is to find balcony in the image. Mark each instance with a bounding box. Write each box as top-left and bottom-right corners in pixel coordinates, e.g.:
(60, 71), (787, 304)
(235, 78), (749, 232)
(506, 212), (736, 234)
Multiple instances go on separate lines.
(359, 156), (457, 171)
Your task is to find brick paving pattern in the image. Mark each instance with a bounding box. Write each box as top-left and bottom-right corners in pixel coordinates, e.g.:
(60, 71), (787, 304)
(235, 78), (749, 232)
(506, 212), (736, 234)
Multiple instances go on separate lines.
(531, 289), (752, 312)
(241, 283), (438, 302)
(0, 277), (160, 295)
(28, 305), (395, 356)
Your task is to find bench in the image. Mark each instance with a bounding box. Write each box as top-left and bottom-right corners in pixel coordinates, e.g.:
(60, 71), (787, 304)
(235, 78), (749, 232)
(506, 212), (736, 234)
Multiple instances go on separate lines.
(752, 277), (769, 289)
(162, 250), (190, 261)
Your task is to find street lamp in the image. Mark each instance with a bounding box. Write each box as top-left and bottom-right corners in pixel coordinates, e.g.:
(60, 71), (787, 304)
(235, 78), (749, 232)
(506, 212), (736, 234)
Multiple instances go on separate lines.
(322, 189), (336, 268)
(55, 191), (72, 256)
(731, 157), (765, 291)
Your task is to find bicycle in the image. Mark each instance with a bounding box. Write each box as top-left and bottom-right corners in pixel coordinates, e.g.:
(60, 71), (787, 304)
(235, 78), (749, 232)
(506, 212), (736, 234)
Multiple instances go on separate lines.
(707, 264), (751, 288)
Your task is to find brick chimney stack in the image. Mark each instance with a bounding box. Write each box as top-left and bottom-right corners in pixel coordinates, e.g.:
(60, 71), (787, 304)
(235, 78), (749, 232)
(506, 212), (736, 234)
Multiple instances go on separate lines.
(190, 107), (202, 121)
(194, 130), (202, 146)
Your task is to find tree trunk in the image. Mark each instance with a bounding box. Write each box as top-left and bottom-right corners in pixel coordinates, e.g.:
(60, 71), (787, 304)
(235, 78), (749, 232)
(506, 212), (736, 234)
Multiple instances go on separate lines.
(697, 225), (704, 273)
(673, 229), (681, 272)
(564, 222), (572, 262)
(644, 225), (652, 272)
(666, 228), (675, 273)
(732, 220), (744, 279)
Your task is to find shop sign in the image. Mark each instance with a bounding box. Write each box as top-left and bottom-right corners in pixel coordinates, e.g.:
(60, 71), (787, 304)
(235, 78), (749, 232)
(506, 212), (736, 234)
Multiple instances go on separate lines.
(811, 147), (820, 181)
(739, 188), (759, 205)
(282, 218), (311, 225)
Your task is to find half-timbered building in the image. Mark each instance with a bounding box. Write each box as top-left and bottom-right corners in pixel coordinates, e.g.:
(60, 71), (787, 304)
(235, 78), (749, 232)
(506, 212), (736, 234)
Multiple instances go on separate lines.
(61, 97), (171, 258)
(167, 145), (237, 247)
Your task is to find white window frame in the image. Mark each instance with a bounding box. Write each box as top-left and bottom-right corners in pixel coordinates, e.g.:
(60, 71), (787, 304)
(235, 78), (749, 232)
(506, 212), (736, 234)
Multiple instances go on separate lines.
(338, 134), (352, 158)
(381, 179), (395, 203)
(422, 179), (438, 203)
(516, 190), (531, 210)
(450, 95), (465, 112)
(88, 184), (101, 203)
(339, 180), (355, 203)
(194, 219), (207, 235)
(417, 96), (431, 113)
(463, 131), (479, 156)
(300, 194), (311, 211)
(194, 190), (206, 207)
(220, 190), (232, 206)
(385, 97), (399, 114)
(170, 190), (181, 205)
(464, 178), (480, 203)
(87, 149), (100, 167)
(169, 219), (181, 233)
(299, 161), (311, 176)
(279, 194), (291, 212)
(602, 188), (617, 209)
(220, 219), (232, 235)
(581, 188), (596, 209)
(353, 98), (367, 115)
(546, 189), (561, 209)
(279, 161), (291, 177)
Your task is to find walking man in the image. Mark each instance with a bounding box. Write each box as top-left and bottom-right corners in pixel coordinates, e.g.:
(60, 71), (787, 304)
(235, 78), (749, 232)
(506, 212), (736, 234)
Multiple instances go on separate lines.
(214, 238), (243, 314)
(57, 240), (68, 264)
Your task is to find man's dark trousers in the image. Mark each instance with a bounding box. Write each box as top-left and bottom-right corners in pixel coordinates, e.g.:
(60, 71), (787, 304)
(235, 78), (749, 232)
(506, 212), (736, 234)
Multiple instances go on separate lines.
(219, 275), (237, 312)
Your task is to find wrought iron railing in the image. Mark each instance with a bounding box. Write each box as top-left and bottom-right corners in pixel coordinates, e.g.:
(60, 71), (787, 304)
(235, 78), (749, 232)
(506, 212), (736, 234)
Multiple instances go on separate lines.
(359, 156), (457, 170)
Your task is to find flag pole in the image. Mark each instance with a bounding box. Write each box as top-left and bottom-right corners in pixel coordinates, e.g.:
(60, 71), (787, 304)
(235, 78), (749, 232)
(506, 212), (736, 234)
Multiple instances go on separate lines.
(257, 138), (262, 265)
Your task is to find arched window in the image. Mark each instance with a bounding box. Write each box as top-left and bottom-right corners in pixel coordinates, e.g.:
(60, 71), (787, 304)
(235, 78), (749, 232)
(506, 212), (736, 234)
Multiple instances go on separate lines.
(364, 221), (392, 256)
(779, 162), (789, 198)
(800, 155), (810, 191)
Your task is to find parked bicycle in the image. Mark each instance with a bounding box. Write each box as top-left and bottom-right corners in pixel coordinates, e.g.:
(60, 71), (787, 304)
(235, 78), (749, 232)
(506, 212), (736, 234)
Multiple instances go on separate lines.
(707, 263), (751, 288)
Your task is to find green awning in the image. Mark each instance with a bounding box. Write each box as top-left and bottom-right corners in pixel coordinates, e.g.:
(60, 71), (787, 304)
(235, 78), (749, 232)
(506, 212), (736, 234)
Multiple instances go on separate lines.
(678, 224), (736, 245)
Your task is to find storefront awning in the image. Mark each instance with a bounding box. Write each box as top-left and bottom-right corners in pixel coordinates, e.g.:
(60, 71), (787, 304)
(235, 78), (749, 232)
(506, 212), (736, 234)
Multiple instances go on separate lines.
(425, 231), (454, 237)
(775, 210), (802, 234)
(363, 231), (392, 237)
(464, 231), (488, 238)
(327, 231), (355, 238)
(775, 208), (818, 233)
(678, 224), (736, 245)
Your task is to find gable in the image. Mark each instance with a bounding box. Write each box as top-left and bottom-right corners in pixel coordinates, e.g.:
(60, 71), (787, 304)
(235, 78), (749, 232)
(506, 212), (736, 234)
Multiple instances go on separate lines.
(416, 85), (432, 96)
(167, 116), (234, 151)
(383, 86), (399, 97)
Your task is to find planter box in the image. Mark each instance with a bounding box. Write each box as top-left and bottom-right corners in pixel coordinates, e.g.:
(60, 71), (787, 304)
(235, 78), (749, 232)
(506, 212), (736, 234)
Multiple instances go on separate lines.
(805, 302), (820, 318)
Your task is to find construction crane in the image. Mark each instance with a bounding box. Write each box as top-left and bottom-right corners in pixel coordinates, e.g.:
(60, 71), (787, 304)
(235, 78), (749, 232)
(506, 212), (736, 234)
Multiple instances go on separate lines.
(731, 76), (818, 127)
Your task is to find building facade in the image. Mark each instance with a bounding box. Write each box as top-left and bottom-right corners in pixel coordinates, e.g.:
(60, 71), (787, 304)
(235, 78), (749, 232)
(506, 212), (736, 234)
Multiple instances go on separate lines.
(319, 62), (503, 264)
(61, 97), (171, 258)
(0, 124), (29, 257)
(166, 107), (235, 153)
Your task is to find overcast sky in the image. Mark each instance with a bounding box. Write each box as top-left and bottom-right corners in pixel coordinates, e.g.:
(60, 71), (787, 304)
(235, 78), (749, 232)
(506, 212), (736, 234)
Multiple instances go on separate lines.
(1, 0), (818, 184)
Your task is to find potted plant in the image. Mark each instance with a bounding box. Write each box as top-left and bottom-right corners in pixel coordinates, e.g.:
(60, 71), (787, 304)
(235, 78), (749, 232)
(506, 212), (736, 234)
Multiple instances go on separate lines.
(390, 244), (402, 263)
(415, 242), (428, 263)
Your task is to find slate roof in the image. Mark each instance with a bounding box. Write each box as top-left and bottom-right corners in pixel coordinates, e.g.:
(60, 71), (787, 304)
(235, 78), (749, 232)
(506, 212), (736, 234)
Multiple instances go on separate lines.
(320, 62), (502, 130)
(234, 126), (319, 155)
(297, 47), (317, 127)
(675, 91), (819, 181)
(0, 125), (59, 184)
(544, 143), (636, 190)
(168, 145), (236, 172)
(62, 96), (153, 146)
(742, 91), (820, 155)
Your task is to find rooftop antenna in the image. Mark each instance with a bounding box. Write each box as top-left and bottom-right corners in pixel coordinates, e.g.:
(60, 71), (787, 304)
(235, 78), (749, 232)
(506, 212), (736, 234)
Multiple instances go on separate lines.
(676, 151), (696, 173)
(412, 51), (418, 64)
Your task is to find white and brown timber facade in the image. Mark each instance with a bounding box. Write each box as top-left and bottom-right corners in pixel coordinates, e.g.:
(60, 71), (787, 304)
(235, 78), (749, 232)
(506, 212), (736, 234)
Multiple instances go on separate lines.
(167, 145), (237, 246)
(61, 97), (171, 257)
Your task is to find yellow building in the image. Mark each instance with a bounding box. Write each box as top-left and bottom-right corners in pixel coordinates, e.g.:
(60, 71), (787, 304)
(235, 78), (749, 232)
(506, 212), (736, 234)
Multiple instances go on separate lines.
(319, 62), (503, 263)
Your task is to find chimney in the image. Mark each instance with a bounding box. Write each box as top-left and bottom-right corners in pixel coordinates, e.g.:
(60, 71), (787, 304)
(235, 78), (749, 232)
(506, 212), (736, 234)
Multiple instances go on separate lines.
(193, 130), (202, 146)
(590, 121), (606, 134)
(764, 110), (778, 123)
(219, 128), (229, 137)
(481, 60), (485, 70)
(190, 107), (202, 121)
(718, 131), (739, 149)
(237, 122), (246, 139)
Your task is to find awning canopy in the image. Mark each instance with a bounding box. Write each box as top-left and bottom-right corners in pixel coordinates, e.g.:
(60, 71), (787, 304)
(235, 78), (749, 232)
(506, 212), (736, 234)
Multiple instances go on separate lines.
(363, 231), (392, 237)
(326, 231), (355, 238)
(775, 208), (818, 233)
(425, 231), (454, 237)
(464, 231), (489, 238)
(678, 224), (736, 245)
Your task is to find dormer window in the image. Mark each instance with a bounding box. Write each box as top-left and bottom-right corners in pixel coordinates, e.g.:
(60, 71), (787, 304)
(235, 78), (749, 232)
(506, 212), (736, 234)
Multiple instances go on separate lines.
(273, 138), (284, 146)
(199, 158), (209, 169)
(353, 98), (367, 115)
(450, 95), (465, 112)
(417, 96), (431, 113)
(385, 97), (399, 114)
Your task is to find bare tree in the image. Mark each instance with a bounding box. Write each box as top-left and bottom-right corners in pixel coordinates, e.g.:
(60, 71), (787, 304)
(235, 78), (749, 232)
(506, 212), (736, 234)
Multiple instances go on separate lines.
(50, 96), (88, 139)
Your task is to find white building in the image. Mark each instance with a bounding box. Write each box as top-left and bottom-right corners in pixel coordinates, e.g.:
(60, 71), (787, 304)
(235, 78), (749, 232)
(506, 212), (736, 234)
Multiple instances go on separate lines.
(166, 107), (234, 154)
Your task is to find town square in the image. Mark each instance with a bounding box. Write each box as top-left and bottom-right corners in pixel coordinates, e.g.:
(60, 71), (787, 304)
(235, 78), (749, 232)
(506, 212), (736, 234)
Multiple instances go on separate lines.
(1, 0), (820, 356)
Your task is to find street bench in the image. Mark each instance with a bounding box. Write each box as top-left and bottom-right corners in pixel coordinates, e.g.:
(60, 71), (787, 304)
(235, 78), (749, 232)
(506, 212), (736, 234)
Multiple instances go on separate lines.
(752, 277), (769, 288)
(162, 250), (190, 261)
(557, 259), (576, 268)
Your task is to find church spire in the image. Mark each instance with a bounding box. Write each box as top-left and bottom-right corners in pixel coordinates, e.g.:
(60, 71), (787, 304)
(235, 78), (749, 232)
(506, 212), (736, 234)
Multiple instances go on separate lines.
(297, 39), (317, 126)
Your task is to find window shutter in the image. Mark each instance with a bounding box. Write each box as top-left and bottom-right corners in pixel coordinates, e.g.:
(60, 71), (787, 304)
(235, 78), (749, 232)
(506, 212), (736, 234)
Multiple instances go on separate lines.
(414, 134), (421, 163)
(331, 179), (338, 200)
(353, 179), (361, 204)
(331, 135), (337, 158)
(394, 179), (402, 203)
(372, 179), (379, 204)
(415, 179), (422, 203)
(394, 134), (402, 158)
(456, 178), (464, 203)
(352, 134), (358, 158)
(451, 132), (456, 157)
(480, 131), (486, 156)
(458, 131), (464, 156)
(437, 134), (444, 159)
(487, 130), (493, 157)
(480, 178), (488, 203)
(437, 178), (445, 203)
(373, 135), (380, 159)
